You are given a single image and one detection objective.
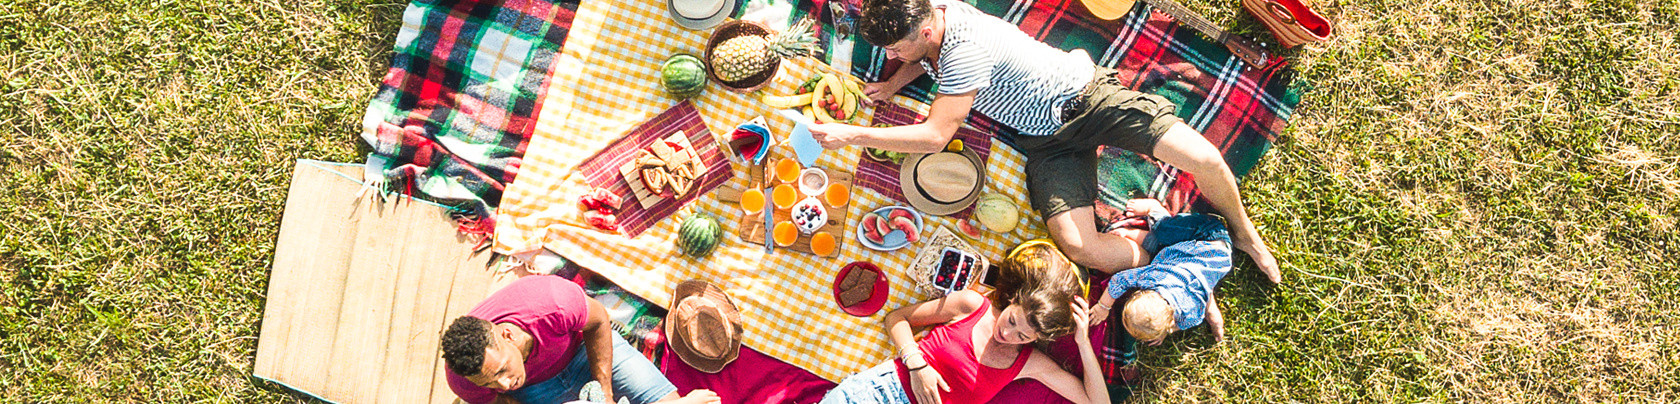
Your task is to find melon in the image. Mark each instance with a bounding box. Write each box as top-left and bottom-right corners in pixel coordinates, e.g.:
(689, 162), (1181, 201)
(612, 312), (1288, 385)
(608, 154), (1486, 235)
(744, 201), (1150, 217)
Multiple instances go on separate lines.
(676, 213), (724, 257)
(661, 54), (708, 99)
(889, 216), (919, 243)
(974, 194), (1020, 233)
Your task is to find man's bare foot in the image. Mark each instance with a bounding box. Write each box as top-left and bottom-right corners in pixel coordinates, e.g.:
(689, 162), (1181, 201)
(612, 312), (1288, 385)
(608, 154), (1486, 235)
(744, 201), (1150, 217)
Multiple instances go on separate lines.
(666, 390), (721, 404)
(1235, 239), (1281, 284)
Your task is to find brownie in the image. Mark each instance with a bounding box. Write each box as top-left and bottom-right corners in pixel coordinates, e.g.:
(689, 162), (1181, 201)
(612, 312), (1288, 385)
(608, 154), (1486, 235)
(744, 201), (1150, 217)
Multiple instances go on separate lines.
(838, 267), (876, 307)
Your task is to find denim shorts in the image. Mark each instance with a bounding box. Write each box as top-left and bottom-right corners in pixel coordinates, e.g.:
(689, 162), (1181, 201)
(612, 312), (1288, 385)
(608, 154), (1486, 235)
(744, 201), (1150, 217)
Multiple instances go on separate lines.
(505, 332), (677, 404)
(819, 362), (912, 404)
(1141, 213), (1231, 256)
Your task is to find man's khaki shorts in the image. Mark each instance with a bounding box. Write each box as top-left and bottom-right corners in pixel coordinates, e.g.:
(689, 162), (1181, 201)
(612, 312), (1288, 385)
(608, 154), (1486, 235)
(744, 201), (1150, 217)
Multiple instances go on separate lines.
(1016, 69), (1181, 222)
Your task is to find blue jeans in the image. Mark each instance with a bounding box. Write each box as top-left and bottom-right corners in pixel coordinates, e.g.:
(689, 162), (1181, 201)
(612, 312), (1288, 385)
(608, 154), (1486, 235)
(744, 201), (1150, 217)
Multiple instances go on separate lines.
(505, 333), (677, 404)
(1141, 213), (1231, 255)
(819, 363), (913, 404)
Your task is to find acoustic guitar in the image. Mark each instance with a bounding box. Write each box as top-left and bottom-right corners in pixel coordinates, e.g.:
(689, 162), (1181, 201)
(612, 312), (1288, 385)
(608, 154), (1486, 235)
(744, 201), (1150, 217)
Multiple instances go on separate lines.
(1080, 0), (1270, 69)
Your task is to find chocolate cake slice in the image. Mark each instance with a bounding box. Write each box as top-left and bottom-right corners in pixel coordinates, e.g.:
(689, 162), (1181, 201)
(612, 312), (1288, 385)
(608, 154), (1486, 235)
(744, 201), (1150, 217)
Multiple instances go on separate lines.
(838, 267), (877, 307)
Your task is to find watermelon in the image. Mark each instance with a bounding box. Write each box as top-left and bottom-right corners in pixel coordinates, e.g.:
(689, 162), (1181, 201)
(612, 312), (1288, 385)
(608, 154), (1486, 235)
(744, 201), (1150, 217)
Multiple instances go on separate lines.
(888, 209), (913, 223)
(872, 212), (893, 238)
(661, 54), (708, 99)
(676, 213), (724, 257)
(862, 213), (885, 244)
(956, 219), (983, 239)
(889, 216), (919, 243)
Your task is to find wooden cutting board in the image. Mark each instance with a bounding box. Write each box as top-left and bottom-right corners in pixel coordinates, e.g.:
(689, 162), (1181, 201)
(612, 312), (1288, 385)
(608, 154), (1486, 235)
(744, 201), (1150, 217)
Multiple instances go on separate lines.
(617, 132), (702, 209)
(726, 163), (854, 258)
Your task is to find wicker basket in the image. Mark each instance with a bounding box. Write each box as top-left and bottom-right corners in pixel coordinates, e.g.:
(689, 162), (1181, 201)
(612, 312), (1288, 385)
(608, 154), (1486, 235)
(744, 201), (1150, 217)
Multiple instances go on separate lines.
(703, 20), (779, 93)
(906, 226), (990, 295)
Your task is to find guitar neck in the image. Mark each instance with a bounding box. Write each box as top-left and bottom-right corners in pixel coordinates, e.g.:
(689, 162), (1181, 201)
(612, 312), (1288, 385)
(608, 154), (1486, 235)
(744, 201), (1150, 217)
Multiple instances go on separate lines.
(1138, 0), (1268, 68)
(1142, 0), (1224, 41)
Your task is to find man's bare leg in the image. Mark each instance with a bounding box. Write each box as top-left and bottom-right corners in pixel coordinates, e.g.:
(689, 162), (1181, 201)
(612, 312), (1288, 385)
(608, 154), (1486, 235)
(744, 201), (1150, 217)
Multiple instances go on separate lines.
(1148, 123), (1281, 283)
(1046, 206), (1151, 273)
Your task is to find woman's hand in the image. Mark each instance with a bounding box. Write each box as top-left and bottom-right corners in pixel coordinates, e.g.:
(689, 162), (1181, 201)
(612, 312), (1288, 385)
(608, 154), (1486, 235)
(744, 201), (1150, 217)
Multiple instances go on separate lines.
(907, 364), (950, 404)
(1071, 297), (1094, 348)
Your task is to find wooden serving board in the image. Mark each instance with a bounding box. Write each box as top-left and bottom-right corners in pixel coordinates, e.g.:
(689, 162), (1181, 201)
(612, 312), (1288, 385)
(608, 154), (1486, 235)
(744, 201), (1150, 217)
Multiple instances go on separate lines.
(617, 132), (701, 209)
(732, 164), (854, 257)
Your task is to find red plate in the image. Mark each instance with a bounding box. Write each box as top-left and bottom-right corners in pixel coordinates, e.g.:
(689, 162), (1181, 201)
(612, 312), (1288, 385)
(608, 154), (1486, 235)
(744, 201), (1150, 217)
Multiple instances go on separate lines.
(833, 261), (889, 317)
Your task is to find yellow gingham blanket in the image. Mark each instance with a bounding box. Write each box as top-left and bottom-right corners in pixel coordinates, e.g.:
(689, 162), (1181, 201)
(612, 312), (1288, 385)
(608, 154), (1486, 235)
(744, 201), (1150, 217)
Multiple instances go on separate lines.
(493, 0), (1044, 381)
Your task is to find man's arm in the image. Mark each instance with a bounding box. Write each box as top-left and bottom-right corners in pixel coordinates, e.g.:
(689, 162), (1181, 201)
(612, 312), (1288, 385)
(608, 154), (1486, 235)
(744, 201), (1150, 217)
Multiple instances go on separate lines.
(809, 90), (975, 153)
(580, 297), (615, 403)
(862, 63), (928, 105)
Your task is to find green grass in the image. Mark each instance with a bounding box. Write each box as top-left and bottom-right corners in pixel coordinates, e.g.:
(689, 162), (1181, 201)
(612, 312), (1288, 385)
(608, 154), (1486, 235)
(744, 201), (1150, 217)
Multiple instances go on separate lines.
(1, 0), (1676, 402)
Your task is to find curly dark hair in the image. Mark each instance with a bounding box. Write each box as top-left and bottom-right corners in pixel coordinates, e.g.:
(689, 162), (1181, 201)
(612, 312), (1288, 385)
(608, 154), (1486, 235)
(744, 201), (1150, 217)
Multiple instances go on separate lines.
(441, 316), (494, 377)
(858, 0), (934, 47)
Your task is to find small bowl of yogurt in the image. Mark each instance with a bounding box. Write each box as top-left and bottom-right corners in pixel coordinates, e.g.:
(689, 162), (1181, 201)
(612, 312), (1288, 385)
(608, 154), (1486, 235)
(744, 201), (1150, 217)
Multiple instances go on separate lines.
(798, 167), (828, 197)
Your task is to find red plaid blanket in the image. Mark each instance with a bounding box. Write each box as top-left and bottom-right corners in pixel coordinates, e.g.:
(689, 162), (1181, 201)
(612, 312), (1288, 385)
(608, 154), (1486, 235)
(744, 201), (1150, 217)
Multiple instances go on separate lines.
(359, 0), (579, 218)
(807, 0), (1298, 217)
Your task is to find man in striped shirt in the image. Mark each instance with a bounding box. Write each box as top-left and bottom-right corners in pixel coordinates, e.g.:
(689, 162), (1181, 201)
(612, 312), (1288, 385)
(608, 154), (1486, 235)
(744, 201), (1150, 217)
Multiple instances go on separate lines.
(809, 0), (1281, 284)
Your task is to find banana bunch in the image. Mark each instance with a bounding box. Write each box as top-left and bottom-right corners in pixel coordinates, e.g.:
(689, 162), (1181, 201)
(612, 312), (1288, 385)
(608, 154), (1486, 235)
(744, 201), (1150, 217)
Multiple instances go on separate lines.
(759, 72), (868, 124)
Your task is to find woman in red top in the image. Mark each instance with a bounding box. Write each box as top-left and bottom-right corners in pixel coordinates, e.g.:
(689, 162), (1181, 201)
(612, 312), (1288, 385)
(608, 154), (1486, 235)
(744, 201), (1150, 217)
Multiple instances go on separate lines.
(820, 242), (1109, 404)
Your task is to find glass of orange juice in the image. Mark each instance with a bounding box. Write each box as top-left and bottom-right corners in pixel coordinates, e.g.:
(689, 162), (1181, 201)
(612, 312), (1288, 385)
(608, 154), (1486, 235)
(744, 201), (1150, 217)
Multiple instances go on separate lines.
(773, 221), (799, 247)
(739, 188), (765, 214)
(771, 184), (798, 210)
(809, 231), (836, 256)
(774, 157), (800, 184)
(824, 183), (850, 208)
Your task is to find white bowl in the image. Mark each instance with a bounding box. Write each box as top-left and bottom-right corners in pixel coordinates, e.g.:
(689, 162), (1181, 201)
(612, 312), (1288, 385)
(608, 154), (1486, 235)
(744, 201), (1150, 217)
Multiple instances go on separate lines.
(797, 167), (828, 196)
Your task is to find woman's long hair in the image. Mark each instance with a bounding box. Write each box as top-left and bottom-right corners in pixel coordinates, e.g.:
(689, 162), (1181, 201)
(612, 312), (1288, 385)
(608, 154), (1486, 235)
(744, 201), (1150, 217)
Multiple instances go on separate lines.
(992, 242), (1083, 354)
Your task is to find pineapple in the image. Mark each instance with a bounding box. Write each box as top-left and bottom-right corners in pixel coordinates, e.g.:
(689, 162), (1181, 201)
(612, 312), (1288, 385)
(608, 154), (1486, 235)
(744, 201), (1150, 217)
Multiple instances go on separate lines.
(712, 19), (818, 82)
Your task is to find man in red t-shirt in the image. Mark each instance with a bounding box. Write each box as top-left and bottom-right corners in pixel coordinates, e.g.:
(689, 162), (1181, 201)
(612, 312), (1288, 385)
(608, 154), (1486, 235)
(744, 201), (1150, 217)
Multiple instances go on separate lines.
(440, 275), (720, 404)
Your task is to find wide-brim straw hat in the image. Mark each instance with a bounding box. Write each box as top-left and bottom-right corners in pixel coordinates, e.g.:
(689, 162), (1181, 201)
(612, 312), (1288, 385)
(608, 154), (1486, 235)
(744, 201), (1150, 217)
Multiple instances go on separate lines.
(668, 0), (737, 30)
(899, 148), (986, 216)
(665, 280), (743, 373)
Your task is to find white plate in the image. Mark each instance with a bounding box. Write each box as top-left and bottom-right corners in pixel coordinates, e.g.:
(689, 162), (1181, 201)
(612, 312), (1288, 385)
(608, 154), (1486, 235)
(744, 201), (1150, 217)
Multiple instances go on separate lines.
(857, 206), (923, 251)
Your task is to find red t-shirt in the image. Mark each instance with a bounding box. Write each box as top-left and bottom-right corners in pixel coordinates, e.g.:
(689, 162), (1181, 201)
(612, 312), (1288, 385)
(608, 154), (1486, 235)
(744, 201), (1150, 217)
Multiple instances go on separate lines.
(446, 275), (589, 404)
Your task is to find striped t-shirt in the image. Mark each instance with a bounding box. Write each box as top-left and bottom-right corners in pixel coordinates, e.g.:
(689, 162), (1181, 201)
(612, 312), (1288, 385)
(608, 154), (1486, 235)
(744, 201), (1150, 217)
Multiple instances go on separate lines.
(922, 0), (1096, 137)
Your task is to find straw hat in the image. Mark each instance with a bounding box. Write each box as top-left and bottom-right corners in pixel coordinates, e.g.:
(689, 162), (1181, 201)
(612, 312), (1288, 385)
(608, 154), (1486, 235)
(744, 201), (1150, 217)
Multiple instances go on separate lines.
(899, 149), (986, 216)
(665, 280), (743, 373)
(668, 0), (737, 30)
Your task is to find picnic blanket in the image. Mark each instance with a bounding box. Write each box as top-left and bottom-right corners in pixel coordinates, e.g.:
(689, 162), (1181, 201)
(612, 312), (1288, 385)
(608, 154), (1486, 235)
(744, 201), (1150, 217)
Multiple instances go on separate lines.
(494, 0), (1296, 385)
(358, 0), (580, 222)
(492, 0), (1046, 382)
